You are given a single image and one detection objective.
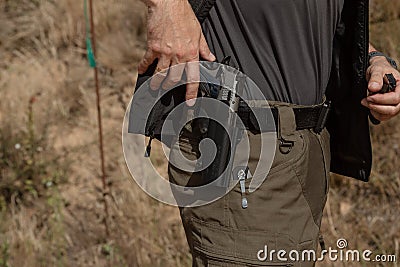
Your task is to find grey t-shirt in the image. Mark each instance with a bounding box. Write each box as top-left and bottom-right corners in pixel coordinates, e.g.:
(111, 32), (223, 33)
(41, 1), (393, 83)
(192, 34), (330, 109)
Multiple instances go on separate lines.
(202, 0), (344, 105)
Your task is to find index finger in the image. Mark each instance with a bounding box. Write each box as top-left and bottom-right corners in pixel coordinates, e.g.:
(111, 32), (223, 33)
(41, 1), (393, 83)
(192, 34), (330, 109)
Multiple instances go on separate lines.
(367, 84), (400, 105)
(185, 60), (200, 106)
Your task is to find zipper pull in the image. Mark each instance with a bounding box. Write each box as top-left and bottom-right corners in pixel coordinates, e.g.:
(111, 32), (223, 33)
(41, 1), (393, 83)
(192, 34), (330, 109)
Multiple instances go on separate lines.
(144, 136), (154, 158)
(237, 168), (248, 209)
(239, 178), (248, 209)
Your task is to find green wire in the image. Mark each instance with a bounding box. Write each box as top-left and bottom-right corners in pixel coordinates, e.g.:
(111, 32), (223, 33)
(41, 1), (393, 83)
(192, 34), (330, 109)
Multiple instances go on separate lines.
(84, 0), (97, 68)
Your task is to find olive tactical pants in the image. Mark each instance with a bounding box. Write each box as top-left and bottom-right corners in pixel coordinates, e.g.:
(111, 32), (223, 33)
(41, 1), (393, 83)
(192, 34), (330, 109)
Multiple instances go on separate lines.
(168, 103), (331, 267)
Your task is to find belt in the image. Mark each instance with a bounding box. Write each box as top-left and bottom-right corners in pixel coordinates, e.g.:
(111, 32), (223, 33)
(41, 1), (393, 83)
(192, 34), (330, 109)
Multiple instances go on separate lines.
(237, 101), (331, 134)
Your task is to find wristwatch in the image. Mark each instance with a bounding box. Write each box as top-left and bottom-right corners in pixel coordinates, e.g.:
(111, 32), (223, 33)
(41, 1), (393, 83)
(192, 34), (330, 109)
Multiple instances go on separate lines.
(368, 51), (398, 69)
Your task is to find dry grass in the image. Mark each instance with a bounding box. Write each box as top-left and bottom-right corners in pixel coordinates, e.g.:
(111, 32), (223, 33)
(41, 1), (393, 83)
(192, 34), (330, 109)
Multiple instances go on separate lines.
(0, 0), (399, 266)
(1, 1), (188, 266)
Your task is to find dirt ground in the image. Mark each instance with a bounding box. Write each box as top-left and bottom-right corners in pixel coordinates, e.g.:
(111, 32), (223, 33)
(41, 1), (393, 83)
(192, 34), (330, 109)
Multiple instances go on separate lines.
(0, 0), (399, 266)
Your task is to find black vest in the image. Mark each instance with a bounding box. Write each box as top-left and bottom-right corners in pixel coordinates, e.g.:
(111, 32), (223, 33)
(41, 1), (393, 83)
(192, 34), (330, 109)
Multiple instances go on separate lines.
(189, 0), (371, 182)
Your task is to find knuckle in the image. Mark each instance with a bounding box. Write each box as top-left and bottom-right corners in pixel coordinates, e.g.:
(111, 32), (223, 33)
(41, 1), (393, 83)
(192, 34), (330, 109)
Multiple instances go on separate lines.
(186, 87), (198, 96)
(171, 76), (181, 83)
(164, 77), (179, 85)
(371, 66), (383, 73)
(175, 50), (186, 60)
(163, 49), (172, 57)
(162, 81), (173, 89)
(149, 45), (164, 55)
(188, 49), (198, 59)
(187, 75), (199, 83)
(186, 93), (197, 99)
(186, 45), (198, 58)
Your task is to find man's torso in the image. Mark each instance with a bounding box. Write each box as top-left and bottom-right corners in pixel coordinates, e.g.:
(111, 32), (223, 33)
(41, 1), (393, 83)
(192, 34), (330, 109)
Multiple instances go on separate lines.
(202, 0), (345, 105)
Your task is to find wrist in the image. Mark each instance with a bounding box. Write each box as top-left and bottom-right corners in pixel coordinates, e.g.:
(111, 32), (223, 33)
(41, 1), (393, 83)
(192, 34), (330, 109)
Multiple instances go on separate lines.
(369, 55), (387, 65)
(368, 51), (398, 69)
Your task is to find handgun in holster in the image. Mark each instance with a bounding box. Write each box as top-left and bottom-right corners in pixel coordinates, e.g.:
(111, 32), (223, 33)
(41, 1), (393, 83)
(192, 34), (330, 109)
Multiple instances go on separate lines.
(195, 57), (247, 188)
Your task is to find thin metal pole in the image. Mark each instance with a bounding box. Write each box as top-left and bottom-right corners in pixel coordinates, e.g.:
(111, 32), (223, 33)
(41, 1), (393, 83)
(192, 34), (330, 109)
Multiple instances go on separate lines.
(88, 0), (110, 237)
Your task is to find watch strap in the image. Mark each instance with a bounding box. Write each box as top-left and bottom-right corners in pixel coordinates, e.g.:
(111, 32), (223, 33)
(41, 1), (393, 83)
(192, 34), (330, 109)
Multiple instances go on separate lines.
(368, 51), (398, 69)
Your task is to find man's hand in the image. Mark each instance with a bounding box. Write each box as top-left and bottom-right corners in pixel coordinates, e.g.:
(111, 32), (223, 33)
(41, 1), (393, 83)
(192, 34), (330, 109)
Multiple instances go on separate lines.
(138, 0), (216, 106)
(362, 56), (400, 122)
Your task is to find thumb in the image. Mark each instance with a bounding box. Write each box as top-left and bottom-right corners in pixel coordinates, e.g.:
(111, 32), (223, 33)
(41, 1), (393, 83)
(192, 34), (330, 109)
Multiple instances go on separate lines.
(199, 34), (216, 62)
(368, 70), (384, 93)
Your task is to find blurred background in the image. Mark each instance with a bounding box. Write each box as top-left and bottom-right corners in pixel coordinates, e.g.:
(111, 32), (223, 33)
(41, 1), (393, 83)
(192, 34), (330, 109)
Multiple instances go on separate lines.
(0, 0), (399, 266)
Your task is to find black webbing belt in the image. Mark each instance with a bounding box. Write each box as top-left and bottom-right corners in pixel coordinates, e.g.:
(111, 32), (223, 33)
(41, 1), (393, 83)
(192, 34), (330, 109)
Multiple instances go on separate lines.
(237, 101), (331, 134)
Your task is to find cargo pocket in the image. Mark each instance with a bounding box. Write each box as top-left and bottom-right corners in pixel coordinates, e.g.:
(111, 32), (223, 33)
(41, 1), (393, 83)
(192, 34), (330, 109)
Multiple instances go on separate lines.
(190, 218), (295, 267)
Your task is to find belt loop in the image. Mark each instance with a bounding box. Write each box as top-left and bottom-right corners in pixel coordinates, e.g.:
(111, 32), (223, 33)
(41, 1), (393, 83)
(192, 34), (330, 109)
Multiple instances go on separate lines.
(277, 106), (296, 154)
(277, 106), (297, 140)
